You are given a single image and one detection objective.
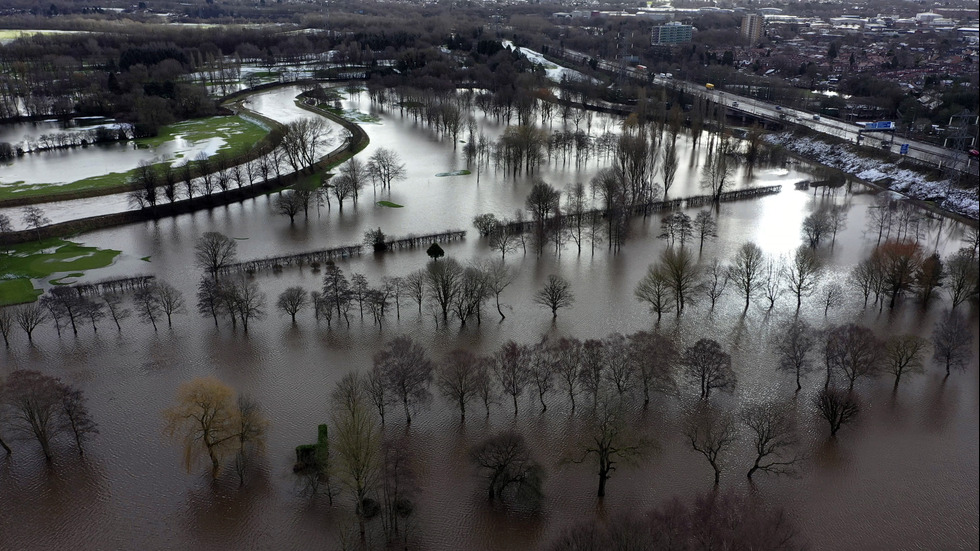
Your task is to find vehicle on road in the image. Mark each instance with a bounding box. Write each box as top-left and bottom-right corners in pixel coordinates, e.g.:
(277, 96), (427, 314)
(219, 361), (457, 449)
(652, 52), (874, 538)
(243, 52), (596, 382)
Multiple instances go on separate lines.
(775, 106), (782, 111)
(812, 115), (821, 121)
(732, 101), (738, 107)
(705, 83), (715, 89)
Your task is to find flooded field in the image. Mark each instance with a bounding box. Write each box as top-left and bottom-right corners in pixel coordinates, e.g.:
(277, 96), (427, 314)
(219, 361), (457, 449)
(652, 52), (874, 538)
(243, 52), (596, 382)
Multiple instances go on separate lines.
(0, 86), (977, 550)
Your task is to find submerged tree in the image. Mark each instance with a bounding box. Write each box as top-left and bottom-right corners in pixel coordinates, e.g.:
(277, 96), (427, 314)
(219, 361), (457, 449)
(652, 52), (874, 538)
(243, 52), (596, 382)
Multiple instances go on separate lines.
(741, 402), (801, 481)
(470, 430), (544, 504)
(163, 377), (242, 478)
(573, 394), (648, 498)
(814, 388), (859, 438)
(534, 274), (575, 319)
(683, 404), (737, 486)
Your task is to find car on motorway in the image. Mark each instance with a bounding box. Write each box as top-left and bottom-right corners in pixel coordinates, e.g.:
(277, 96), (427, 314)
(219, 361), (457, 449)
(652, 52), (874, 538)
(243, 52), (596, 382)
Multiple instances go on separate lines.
(970, 149), (979, 157)
(732, 101), (738, 107)
(812, 115), (821, 121)
(775, 106), (782, 111)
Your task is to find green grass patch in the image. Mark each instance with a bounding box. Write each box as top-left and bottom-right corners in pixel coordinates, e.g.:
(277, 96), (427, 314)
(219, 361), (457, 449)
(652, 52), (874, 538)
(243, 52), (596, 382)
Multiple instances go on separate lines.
(0, 115), (268, 202)
(435, 170), (472, 177)
(1, 238), (120, 279)
(377, 200), (403, 208)
(0, 278), (42, 306)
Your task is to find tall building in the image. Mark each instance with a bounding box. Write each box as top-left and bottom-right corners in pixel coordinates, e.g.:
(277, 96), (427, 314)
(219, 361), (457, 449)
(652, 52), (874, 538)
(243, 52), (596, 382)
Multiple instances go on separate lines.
(741, 14), (764, 43)
(651, 22), (693, 45)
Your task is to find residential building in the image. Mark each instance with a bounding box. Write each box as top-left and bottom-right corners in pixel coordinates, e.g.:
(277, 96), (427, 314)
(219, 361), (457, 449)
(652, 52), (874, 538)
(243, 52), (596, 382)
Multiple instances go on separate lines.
(651, 22), (693, 45)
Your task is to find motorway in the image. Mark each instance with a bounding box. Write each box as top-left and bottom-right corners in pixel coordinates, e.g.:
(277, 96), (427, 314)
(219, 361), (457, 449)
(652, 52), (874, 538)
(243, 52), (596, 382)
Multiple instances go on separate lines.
(554, 48), (976, 176)
(658, 77), (978, 175)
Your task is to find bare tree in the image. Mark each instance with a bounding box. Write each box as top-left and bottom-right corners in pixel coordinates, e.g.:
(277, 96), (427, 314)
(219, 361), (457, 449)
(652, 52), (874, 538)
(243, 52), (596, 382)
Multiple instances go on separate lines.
(228, 276), (266, 332)
(233, 394), (268, 485)
(741, 402), (800, 480)
(367, 148), (407, 192)
(944, 249), (979, 309)
(550, 337), (583, 411)
(134, 286), (162, 331)
(635, 264), (674, 321)
(482, 259), (514, 321)
(814, 388), (859, 438)
(274, 190), (306, 223)
(693, 210), (718, 253)
(156, 281), (186, 328)
(681, 339), (735, 400)
(683, 405), (737, 486)
(194, 232), (238, 277)
(436, 349), (481, 422)
(728, 242), (765, 310)
(426, 258), (463, 323)
(822, 282), (845, 315)
(932, 311), (973, 377)
(61, 386), (99, 456)
(534, 275), (574, 319)
(630, 330), (679, 408)
(374, 336), (433, 424)
(527, 344), (556, 413)
(0, 307), (14, 347)
(337, 158), (367, 204)
(102, 293), (130, 331)
(14, 302), (47, 342)
(762, 257), (784, 310)
(470, 430), (544, 503)
(883, 335), (928, 390)
(494, 341), (531, 416)
(574, 394), (647, 497)
(777, 320), (816, 392)
(475, 356), (498, 417)
(824, 323), (881, 391)
(661, 246), (699, 312)
(21, 205), (50, 240)
(784, 246), (821, 310)
(702, 258), (729, 309)
(403, 270), (426, 316)
(276, 286), (309, 323)
(1, 370), (71, 461)
(281, 118), (330, 173)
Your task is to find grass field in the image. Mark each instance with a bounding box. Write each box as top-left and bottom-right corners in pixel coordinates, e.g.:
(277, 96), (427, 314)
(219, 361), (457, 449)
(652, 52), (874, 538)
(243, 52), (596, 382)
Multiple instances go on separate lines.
(0, 115), (268, 202)
(377, 200), (404, 208)
(0, 238), (121, 305)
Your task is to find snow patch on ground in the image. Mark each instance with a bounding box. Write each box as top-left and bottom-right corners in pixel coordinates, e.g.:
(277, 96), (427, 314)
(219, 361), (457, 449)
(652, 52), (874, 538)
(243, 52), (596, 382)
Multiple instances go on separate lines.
(501, 40), (592, 84)
(765, 132), (978, 220)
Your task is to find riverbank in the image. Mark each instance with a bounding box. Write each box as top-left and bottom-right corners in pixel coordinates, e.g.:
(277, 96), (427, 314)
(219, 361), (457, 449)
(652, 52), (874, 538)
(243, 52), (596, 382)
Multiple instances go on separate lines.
(765, 128), (978, 223)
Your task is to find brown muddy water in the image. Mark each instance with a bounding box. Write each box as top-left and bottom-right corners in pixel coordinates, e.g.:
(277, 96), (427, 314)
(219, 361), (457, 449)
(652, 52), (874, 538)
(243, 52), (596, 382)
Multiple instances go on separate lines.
(0, 87), (977, 551)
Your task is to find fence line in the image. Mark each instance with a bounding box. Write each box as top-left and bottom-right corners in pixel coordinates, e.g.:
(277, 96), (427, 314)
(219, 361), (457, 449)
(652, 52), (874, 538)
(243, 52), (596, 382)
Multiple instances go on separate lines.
(218, 229), (466, 275)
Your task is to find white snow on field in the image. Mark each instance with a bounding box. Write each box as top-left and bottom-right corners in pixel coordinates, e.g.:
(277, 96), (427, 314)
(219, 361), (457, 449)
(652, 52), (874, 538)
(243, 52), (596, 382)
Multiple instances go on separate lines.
(501, 40), (591, 84)
(766, 132), (978, 220)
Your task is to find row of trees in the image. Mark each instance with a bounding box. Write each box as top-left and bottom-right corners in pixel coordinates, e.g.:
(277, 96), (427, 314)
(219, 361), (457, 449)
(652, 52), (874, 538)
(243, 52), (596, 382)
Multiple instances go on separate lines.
(129, 117), (331, 210)
(0, 278), (190, 345)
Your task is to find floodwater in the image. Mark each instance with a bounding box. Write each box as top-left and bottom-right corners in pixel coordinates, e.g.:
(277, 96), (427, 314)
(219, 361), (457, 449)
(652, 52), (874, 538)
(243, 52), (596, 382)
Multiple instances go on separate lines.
(0, 86), (977, 551)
